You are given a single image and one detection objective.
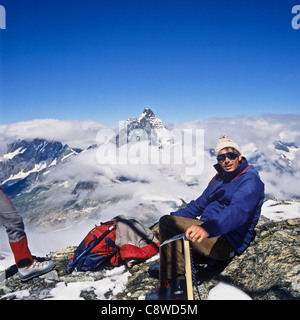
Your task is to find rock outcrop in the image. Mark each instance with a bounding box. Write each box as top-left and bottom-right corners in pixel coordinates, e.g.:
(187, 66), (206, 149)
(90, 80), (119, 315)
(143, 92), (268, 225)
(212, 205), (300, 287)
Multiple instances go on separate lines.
(1, 216), (299, 300)
(217, 217), (300, 299)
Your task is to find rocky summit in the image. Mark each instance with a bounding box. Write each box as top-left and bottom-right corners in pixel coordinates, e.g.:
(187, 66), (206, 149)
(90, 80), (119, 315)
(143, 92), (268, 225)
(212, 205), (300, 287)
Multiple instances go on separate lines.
(0, 215), (299, 300)
(115, 107), (171, 147)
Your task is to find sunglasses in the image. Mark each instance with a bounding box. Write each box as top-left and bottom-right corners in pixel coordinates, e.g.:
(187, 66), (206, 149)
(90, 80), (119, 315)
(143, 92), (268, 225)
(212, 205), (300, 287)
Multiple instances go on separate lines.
(217, 152), (239, 163)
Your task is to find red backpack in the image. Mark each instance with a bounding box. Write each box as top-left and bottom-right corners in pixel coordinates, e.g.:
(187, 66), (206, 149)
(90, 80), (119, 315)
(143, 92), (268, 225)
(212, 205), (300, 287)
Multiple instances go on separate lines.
(67, 217), (159, 273)
(67, 220), (122, 273)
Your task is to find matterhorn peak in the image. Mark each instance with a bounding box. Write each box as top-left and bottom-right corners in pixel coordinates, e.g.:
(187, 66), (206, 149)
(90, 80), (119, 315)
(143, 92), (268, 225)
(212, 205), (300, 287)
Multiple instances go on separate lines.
(138, 107), (156, 121)
(115, 107), (168, 147)
(136, 107), (165, 131)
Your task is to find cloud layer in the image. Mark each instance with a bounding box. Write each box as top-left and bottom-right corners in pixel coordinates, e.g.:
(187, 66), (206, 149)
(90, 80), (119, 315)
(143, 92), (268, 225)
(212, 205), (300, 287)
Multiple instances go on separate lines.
(1, 113), (300, 219)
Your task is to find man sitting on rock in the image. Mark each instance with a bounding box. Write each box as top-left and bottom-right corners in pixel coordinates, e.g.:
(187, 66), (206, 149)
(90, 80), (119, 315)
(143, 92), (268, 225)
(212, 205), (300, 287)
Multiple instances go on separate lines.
(146, 135), (265, 300)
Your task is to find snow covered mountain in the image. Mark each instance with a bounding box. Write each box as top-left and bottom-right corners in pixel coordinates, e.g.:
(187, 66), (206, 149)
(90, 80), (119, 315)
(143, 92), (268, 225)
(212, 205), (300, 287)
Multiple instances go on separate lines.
(115, 107), (172, 148)
(0, 109), (181, 229)
(0, 139), (82, 197)
(0, 110), (299, 231)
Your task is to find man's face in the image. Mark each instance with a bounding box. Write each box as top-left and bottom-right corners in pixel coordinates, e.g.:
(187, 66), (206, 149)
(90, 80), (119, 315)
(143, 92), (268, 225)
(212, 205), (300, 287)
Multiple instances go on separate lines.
(218, 148), (242, 172)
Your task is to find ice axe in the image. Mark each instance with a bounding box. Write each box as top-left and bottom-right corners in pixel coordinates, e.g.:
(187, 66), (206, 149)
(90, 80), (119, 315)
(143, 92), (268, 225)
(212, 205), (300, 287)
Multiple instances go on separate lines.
(160, 233), (194, 300)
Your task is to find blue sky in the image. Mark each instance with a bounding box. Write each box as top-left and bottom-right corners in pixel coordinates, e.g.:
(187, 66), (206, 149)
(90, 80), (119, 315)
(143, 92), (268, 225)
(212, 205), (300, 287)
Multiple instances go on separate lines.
(0, 0), (299, 124)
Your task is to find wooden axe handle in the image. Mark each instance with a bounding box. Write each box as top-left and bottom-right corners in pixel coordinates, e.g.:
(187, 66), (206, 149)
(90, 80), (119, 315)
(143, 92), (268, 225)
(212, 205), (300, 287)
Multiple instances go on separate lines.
(183, 239), (194, 300)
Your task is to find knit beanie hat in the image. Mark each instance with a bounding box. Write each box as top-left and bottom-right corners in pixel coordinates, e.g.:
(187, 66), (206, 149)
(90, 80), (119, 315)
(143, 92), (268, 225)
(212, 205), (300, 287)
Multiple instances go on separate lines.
(215, 135), (241, 155)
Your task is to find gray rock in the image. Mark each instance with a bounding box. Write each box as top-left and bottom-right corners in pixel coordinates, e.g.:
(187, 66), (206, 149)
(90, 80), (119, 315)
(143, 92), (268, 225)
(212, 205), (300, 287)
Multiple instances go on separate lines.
(216, 218), (300, 300)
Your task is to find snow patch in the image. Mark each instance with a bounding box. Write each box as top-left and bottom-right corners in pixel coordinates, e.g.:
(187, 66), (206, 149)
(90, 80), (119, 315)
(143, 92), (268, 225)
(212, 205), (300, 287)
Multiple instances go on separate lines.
(261, 199), (300, 221)
(47, 267), (130, 300)
(2, 163), (47, 184)
(0, 147), (26, 160)
(207, 282), (252, 300)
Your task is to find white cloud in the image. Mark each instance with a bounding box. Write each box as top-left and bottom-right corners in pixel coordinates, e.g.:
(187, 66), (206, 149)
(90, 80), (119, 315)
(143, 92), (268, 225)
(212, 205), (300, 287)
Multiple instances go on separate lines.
(0, 119), (114, 149)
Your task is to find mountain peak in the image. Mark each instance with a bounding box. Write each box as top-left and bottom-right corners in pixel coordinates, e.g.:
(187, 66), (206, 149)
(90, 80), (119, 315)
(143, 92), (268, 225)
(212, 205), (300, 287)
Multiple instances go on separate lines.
(123, 107), (164, 129)
(115, 108), (167, 147)
(138, 107), (156, 121)
(135, 107), (165, 130)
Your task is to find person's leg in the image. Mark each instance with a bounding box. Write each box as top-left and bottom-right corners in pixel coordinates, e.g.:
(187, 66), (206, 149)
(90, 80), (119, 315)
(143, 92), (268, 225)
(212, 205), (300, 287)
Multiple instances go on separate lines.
(0, 188), (33, 267)
(146, 215), (235, 299)
(159, 215), (234, 279)
(0, 188), (55, 281)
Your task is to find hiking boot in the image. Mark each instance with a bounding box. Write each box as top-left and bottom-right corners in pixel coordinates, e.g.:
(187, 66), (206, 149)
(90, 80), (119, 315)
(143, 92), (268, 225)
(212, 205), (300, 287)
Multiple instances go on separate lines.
(18, 259), (56, 282)
(145, 278), (187, 300)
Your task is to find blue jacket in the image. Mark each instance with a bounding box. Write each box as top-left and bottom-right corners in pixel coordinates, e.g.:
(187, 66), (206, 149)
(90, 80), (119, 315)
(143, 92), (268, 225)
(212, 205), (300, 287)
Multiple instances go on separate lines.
(171, 158), (265, 254)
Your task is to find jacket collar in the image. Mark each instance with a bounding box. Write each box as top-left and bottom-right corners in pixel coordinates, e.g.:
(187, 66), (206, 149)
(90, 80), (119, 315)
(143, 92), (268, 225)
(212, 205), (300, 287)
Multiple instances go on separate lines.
(214, 157), (249, 183)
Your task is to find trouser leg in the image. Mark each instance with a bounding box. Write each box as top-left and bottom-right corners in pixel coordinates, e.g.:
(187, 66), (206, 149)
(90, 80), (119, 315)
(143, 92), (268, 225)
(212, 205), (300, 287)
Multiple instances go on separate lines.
(0, 188), (33, 267)
(9, 236), (33, 267)
(159, 215), (235, 280)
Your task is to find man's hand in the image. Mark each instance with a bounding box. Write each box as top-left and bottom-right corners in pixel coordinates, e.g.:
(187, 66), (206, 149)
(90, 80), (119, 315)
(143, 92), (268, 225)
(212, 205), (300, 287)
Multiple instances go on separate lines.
(185, 225), (209, 243)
